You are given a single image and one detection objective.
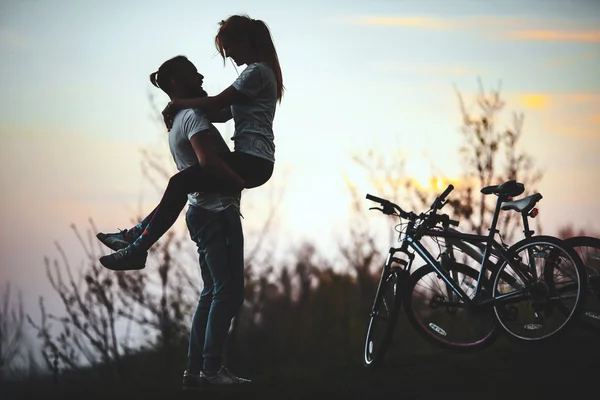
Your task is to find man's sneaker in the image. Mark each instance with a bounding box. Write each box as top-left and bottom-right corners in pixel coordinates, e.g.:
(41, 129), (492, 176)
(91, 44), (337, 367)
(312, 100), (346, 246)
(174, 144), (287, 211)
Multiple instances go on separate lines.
(96, 230), (135, 251)
(201, 366), (251, 386)
(99, 246), (147, 271)
(182, 370), (206, 391)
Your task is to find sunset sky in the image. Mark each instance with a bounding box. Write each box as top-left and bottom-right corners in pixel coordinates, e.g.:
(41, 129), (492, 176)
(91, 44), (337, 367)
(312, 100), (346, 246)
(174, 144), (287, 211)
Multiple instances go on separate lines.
(1, 0), (599, 322)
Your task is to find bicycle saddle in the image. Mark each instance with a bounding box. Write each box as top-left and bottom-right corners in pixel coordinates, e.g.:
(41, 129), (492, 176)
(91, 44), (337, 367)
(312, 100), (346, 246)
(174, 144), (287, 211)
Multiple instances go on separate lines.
(501, 193), (543, 213)
(480, 180), (525, 197)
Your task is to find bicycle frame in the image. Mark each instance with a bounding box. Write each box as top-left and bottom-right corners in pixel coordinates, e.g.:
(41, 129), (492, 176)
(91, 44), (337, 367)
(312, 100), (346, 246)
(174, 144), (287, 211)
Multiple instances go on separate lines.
(407, 231), (532, 305)
(441, 207), (541, 288)
(385, 193), (535, 307)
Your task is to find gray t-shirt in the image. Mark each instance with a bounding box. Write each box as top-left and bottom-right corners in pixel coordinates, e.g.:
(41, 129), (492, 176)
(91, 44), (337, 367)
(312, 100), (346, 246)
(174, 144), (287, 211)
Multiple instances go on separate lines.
(231, 62), (277, 163)
(168, 108), (240, 212)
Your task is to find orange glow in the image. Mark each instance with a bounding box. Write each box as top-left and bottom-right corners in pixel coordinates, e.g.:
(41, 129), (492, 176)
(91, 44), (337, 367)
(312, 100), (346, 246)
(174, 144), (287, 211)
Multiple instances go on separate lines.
(505, 30), (600, 43)
(519, 94), (549, 109)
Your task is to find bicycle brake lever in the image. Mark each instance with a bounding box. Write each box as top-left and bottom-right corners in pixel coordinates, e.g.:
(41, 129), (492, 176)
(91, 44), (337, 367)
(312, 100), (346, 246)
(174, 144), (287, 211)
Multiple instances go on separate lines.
(369, 207), (384, 213)
(437, 199), (449, 210)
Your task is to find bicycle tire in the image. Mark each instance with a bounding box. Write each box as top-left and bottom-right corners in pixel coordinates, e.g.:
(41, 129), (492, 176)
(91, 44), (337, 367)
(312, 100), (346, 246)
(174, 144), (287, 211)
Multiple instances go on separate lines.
(564, 236), (600, 331)
(404, 263), (499, 351)
(492, 235), (586, 343)
(363, 268), (405, 369)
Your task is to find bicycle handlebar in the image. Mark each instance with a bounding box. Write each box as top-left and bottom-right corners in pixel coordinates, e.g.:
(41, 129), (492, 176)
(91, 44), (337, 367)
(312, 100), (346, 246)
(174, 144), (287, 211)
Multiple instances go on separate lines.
(439, 184), (454, 204)
(366, 184), (457, 228)
(432, 213), (460, 227)
(365, 193), (410, 218)
(365, 194), (387, 204)
(432, 184), (454, 210)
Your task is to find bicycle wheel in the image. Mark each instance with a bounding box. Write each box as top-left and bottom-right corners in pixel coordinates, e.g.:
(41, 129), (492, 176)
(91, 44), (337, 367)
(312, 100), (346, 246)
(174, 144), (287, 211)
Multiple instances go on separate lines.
(404, 263), (499, 351)
(363, 268), (405, 369)
(564, 236), (600, 330)
(492, 235), (586, 343)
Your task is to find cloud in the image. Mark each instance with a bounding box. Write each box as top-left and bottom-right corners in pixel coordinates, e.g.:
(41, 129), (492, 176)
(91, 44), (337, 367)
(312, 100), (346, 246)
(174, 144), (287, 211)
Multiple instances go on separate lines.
(344, 16), (530, 30)
(504, 30), (600, 43)
(563, 93), (600, 104)
(344, 16), (600, 44)
(519, 94), (550, 110)
(546, 49), (599, 68)
(515, 92), (600, 110)
(510, 92), (600, 138)
(551, 126), (600, 138)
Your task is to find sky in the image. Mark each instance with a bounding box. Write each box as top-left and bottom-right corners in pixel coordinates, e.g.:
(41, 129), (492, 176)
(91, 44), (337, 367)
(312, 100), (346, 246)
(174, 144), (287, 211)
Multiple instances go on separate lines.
(1, 0), (599, 344)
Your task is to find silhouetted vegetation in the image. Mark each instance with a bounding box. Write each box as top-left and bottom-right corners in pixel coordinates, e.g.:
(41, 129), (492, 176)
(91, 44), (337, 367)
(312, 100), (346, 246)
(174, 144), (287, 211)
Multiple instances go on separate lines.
(348, 79), (544, 247)
(3, 82), (597, 399)
(0, 283), (26, 381)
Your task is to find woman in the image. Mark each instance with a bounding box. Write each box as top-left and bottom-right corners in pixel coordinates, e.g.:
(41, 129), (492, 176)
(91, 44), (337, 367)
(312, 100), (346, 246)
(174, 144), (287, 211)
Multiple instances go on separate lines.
(98, 15), (284, 271)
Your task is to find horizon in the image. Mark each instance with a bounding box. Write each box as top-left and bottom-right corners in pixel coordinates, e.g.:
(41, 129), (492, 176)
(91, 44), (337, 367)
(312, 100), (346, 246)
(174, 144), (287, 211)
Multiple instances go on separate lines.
(1, 0), (599, 368)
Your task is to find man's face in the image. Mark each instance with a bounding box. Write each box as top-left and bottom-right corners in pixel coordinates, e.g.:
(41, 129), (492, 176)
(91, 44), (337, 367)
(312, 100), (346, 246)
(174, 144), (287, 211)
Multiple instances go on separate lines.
(174, 62), (207, 97)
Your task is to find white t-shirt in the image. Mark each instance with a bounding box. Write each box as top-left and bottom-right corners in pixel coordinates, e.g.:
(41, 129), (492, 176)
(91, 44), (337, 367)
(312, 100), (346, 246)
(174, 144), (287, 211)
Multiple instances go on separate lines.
(168, 108), (240, 212)
(231, 62), (277, 163)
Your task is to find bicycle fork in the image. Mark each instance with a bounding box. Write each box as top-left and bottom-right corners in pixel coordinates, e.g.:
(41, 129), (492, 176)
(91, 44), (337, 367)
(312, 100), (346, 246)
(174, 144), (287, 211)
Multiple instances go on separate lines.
(370, 247), (413, 316)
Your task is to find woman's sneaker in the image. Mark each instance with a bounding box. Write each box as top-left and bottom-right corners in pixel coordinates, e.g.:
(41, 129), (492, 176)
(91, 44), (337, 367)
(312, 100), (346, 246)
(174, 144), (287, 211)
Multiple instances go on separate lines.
(96, 230), (135, 251)
(99, 246), (147, 271)
(201, 366), (251, 385)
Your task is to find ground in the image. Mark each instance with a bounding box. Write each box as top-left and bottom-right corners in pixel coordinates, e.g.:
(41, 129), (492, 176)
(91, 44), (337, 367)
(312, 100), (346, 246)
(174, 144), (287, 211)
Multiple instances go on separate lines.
(6, 327), (596, 400)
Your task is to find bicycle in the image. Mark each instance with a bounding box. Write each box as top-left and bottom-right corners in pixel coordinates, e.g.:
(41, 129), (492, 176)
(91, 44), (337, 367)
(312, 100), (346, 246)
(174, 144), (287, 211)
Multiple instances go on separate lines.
(440, 192), (600, 333)
(362, 181), (587, 368)
(565, 236), (600, 330)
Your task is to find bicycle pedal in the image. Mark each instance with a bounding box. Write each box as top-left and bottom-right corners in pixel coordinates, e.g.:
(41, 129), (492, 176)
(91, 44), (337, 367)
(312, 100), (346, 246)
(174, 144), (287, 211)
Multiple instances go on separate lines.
(583, 311), (600, 325)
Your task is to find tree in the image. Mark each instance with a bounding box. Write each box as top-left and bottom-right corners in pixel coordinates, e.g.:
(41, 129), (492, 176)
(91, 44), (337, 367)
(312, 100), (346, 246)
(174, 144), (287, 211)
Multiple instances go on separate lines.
(346, 79), (544, 252)
(0, 283), (25, 381)
(451, 79), (543, 243)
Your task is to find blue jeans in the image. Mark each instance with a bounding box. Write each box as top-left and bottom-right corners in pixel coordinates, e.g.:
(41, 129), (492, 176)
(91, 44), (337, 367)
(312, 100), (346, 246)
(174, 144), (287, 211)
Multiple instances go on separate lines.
(185, 204), (244, 374)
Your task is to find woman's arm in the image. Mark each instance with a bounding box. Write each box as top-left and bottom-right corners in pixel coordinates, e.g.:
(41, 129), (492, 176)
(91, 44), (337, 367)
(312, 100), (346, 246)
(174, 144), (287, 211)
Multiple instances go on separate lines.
(172, 86), (248, 112)
(163, 86), (245, 129)
(207, 107), (233, 123)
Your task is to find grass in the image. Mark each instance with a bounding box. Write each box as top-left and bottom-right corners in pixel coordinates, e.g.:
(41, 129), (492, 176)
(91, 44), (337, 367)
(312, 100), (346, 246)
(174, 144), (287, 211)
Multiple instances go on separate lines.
(3, 330), (598, 399)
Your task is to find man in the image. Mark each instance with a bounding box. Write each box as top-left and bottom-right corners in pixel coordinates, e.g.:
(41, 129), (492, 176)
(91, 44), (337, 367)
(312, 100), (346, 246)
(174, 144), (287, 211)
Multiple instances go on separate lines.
(96, 55), (249, 387)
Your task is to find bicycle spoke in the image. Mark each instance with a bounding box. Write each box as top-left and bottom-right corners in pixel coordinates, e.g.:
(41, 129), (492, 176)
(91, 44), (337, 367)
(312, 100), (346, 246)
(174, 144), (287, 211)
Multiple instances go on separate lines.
(494, 237), (583, 342)
(405, 264), (497, 350)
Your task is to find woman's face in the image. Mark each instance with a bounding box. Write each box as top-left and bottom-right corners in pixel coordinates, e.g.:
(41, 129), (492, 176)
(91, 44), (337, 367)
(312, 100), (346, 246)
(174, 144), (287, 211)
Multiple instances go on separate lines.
(222, 36), (250, 66)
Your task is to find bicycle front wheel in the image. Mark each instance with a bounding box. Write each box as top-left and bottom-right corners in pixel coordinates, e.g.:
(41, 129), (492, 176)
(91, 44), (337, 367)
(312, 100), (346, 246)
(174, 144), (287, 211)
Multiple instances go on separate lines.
(565, 236), (600, 330)
(404, 263), (498, 351)
(363, 268), (405, 369)
(492, 235), (586, 343)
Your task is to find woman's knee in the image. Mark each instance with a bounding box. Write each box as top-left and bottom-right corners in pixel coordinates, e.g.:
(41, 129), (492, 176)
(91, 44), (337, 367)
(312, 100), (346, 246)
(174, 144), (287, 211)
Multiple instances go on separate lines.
(168, 172), (187, 191)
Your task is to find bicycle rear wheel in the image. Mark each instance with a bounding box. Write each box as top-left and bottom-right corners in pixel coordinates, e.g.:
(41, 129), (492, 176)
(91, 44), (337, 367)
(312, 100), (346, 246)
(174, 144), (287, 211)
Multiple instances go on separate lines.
(404, 263), (498, 351)
(363, 268), (405, 369)
(564, 236), (600, 330)
(493, 236), (586, 343)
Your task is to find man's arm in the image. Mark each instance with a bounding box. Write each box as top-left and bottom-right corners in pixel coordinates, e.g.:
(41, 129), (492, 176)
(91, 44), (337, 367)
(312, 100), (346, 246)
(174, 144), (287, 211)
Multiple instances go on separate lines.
(189, 131), (245, 190)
